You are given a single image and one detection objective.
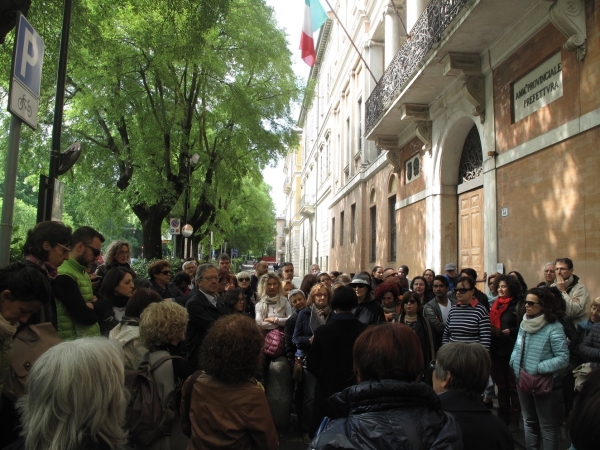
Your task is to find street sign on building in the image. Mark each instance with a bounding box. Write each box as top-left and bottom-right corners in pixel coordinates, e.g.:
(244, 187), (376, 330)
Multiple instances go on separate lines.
(170, 218), (181, 235)
(8, 13), (44, 130)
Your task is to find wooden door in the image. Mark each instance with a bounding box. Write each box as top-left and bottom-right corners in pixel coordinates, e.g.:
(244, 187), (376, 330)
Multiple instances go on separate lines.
(458, 188), (484, 291)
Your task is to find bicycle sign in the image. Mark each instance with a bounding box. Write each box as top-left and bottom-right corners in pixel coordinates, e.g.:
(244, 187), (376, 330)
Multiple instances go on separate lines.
(8, 12), (44, 130)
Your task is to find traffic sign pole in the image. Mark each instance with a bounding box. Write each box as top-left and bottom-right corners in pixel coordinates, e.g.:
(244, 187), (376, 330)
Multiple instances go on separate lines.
(0, 116), (23, 266)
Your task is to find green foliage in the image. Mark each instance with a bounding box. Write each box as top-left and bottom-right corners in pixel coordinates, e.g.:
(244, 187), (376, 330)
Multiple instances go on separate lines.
(9, 226), (23, 263)
(130, 256), (186, 281)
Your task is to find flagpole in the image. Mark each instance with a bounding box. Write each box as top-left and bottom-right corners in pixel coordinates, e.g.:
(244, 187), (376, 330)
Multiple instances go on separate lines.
(321, 0), (379, 85)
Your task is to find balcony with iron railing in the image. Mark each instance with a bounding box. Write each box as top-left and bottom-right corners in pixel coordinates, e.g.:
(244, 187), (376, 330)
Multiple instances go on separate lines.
(365, 0), (543, 140)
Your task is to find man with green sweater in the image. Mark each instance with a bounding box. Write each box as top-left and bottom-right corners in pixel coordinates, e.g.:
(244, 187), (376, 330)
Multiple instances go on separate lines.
(53, 226), (105, 339)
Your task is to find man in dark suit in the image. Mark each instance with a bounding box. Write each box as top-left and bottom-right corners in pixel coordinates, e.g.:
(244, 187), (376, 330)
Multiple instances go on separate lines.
(185, 263), (229, 370)
(306, 286), (368, 438)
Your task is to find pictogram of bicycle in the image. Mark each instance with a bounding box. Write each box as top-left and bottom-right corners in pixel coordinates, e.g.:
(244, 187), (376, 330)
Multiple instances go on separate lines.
(17, 94), (32, 117)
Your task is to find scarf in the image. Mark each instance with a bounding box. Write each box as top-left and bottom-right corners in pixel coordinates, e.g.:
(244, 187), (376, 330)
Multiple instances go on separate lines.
(520, 314), (547, 334)
(0, 313), (18, 340)
(310, 303), (331, 333)
(25, 254), (57, 280)
(261, 295), (285, 318)
(490, 296), (512, 329)
(383, 305), (397, 314)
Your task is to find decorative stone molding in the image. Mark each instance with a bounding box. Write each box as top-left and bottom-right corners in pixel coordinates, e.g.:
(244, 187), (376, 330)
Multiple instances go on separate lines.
(400, 103), (430, 121)
(375, 135), (402, 173)
(442, 53), (485, 123)
(548, 0), (586, 61)
(463, 77), (485, 123)
(415, 121), (432, 152)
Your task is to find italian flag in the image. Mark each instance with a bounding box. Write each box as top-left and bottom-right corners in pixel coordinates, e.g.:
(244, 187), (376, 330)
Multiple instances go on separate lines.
(300, 0), (328, 67)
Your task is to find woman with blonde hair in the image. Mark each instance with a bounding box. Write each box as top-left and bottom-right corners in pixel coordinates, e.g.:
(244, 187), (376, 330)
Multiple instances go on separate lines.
(10, 338), (128, 450)
(96, 240), (137, 279)
(137, 301), (192, 450)
(255, 273), (291, 331)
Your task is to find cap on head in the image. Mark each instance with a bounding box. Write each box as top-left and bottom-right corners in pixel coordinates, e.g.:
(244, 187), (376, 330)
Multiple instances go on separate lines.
(349, 273), (371, 289)
(444, 263), (457, 272)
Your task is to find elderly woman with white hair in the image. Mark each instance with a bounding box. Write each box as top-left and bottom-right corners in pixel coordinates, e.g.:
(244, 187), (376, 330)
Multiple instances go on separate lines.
(5, 338), (128, 450)
(236, 271), (259, 317)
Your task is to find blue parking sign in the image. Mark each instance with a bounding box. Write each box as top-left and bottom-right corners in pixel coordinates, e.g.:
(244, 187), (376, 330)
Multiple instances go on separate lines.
(12, 13), (44, 98)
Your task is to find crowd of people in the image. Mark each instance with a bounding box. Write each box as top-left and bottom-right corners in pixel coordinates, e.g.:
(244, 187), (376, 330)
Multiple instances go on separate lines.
(0, 221), (599, 450)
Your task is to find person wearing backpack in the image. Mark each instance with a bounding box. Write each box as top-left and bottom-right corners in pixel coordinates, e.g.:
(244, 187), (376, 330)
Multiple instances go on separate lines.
(131, 301), (192, 450)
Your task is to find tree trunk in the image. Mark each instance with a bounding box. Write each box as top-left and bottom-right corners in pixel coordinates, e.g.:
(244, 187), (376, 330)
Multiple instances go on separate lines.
(132, 203), (170, 260)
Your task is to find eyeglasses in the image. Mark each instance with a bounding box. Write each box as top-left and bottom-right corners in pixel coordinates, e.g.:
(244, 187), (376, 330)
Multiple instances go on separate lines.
(385, 273), (399, 279)
(453, 288), (472, 294)
(524, 301), (540, 307)
(55, 243), (71, 253)
(238, 278), (250, 282)
(160, 270), (172, 275)
(429, 360), (436, 370)
(201, 276), (218, 281)
(85, 244), (101, 257)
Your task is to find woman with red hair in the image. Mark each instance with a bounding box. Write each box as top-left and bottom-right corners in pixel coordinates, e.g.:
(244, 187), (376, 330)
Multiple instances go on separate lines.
(309, 322), (462, 450)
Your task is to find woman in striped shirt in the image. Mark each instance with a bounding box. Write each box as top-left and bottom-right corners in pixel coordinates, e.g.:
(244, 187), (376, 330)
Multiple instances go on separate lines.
(442, 276), (491, 350)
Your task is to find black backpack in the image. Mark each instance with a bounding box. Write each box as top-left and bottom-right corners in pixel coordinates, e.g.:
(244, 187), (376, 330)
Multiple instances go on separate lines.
(125, 352), (184, 446)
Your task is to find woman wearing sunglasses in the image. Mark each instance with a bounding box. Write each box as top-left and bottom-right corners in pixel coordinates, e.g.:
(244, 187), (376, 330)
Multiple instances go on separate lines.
(236, 271), (259, 317)
(148, 260), (187, 305)
(396, 291), (436, 384)
(509, 288), (569, 450)
(442, 276), (491, 350)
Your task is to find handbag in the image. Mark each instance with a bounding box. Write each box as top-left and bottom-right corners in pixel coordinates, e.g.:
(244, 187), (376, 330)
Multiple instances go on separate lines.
(292, 356), (305, 383)
(4, 322), (62, 401)
(517, 331), (553, 396)
(263, 327), (285, 359)
(573, 363), (593, 392)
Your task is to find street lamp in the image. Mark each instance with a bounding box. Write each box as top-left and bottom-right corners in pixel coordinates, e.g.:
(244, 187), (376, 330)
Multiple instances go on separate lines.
(181, 153), (199, 257)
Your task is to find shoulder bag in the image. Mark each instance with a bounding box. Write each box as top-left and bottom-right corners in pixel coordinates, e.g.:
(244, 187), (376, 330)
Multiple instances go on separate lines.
(517, 331), (553, 396)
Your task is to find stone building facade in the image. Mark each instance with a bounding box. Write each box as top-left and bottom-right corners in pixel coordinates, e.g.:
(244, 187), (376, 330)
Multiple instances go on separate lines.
(285, 0), (599, 293)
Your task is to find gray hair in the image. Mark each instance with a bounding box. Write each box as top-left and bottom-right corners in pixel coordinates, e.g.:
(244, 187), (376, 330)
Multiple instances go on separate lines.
(195, 263), (217, 282)
(435, 342), (490, 399)
(543, 261), (555, 269)
(257, 272), (284, 298)
(236, 271), (252, 280)
(103, 240), (132, 266)
(18, 338), (127, 450)
(288, 289), (306, 299)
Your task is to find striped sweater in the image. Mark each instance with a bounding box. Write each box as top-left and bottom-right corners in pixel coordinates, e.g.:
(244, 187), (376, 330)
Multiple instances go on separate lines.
(442, 302), (491, 350)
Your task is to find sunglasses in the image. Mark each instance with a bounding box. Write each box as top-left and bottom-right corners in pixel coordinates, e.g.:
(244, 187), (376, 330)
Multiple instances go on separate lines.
(85, 244), (101, 257)
(453, 288), (472, 294)
(160, 270), (172, 275)
(524, 301), (540, 307)
(238, 278), (250, 282)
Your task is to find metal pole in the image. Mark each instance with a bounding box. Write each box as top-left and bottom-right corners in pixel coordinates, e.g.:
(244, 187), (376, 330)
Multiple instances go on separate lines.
(0, 116), (23, 266)
(181, 157), (191, 258)
(45, 0), (73, 221)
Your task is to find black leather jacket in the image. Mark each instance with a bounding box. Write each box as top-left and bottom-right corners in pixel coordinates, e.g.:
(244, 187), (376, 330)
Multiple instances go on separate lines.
(309, 379), (463, 450)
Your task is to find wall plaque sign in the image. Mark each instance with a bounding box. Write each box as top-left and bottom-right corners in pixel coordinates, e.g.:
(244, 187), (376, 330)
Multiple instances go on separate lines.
(513, 52), (563, 122)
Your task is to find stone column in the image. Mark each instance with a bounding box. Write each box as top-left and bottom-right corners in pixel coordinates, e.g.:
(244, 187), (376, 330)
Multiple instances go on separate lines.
(384, 5), (402, 69)
(427, 186), (458, 273)
(406, 0), (428, 33)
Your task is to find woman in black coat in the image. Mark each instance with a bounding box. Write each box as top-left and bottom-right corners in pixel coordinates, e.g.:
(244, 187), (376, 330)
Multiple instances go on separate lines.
(395, 291), (435, 384)
(309, 322), (462, 450)
(306, 286), (367, 438)
(489, 274), (522, 428)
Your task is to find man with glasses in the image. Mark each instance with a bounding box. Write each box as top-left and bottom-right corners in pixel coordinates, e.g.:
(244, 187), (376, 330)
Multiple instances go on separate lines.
(185, 263), (230, 369)
(53, 226), (105, 340)
(382, 268), (409, 295)
(552, 257), (591, 326)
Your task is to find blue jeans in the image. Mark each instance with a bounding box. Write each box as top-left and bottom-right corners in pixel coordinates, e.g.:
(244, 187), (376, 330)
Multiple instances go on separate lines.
(518, 387), (564, 450)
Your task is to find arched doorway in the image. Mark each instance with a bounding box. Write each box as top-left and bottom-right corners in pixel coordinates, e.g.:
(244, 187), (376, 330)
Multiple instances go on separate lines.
(457, 125), (484, 287)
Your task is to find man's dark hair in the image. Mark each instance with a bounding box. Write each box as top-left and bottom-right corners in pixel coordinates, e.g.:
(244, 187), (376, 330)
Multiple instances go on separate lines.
(72, 226), (105, 246)
(22, 221), (73, 261)
(433, 275), (449, 287)
(0, 262), (51, 305)
(173, 271), (191, 287)
(330, 285), (359, 311)
(435, 342), (490, 398)
(459, 267), (478, 281)
(280, 262), (293, 269)
(218, 253), (230, 262)
(399, 265), (409, 274)
(371, 265), (382, 275)
(568, 368), (600, 450)
(554, 257), (573, 270)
